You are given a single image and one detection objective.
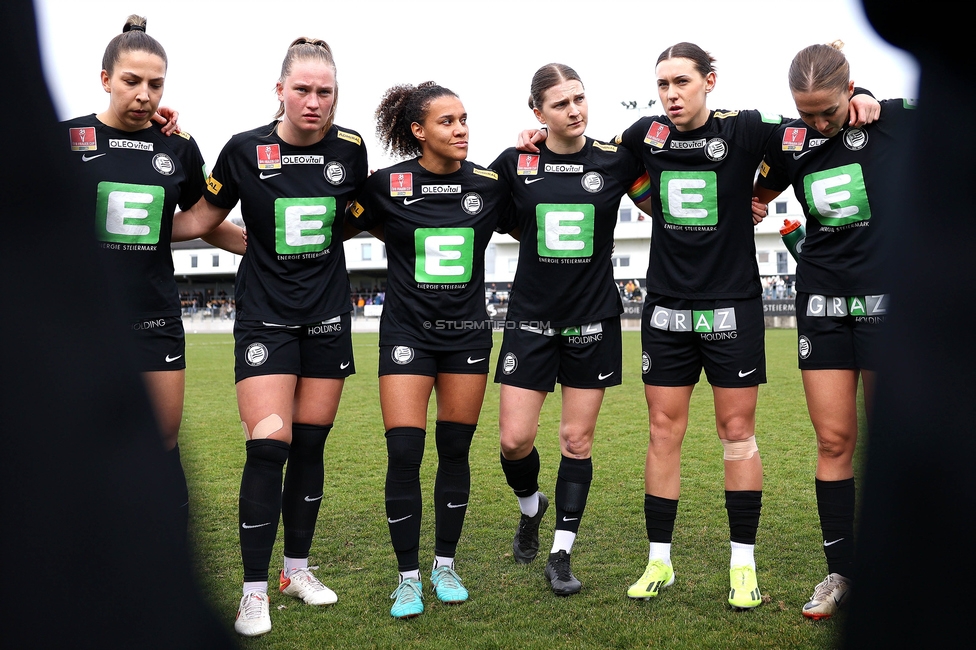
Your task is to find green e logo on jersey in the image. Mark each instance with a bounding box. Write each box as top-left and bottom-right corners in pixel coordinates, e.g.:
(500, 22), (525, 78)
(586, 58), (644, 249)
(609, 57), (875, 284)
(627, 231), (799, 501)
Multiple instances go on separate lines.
(274, 197), (336, 254)
(414, 227), (474, 283)
(95, 181), (164, 244)
(536, 204), (595, 257)
(803, 164), (871, 227)
(661, 171), (718, 226)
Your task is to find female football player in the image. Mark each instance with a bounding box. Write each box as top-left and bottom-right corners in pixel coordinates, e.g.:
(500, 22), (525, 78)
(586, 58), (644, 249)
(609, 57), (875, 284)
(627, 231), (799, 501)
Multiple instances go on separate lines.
(348, 81), (514, 618)
(490, 63), (650, 597)
(62, 15), (208, 549)
(753, 41), (912, 620)
(172, 37), (368, 637)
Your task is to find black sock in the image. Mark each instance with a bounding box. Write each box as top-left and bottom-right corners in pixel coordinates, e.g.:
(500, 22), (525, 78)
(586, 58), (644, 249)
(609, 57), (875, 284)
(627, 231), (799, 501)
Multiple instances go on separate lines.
(816, 477), (856, 578)
(433, 421), (476, 558)
(554, 456), (592, 536)
(644, 494), (679, 543)
(282, 423), (331, 562)
(726, 490), (763, 545)
(239, 439), (290, 583)
(499, 446), (540, 497)
(385, 427), (426, 572)
(167, 444), (190, 548)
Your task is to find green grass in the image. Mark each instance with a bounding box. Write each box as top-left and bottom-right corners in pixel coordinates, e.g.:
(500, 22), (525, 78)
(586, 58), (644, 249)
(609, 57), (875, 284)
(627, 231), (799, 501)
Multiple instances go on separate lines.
(181, 329), (865, 649)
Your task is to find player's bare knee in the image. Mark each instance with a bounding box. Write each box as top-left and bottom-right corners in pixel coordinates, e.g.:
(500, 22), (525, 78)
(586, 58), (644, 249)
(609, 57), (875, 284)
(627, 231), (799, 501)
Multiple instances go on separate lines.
(560, 434), (593, 459)
(722, 435), (759, 461)
(245, 413), (284, 440)
(816, 436), (850, 461)
(500, 429), (536, 459)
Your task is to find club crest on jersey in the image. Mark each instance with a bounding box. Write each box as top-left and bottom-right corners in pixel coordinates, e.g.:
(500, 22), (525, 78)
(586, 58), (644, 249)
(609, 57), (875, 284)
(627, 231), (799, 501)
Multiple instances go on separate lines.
(390, 172), (413, 197)
(517, 154), (540, 176)
(705, 138), (728, 161)
(461, 192), (483, 215)
(324, 161), (345, 185)
(644, 121), (670, 148)
(501, 352), (518, 375)
(581, 171), (604, 193)
(69, 127), (97, 151)
(843, 128), (868, 150)
(798, 335), (812, 360)
(152, 153), (175, 176)
(392, 346), (415, 365)
(256, 144), (281, 169)
(783, 127), (806, 151)
(245, 342), (268, 366)
(641, 351), (651, 374)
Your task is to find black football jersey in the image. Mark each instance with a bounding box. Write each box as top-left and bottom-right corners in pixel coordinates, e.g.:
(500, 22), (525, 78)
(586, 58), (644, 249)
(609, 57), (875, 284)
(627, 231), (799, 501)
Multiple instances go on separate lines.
(63, 114), (207, 319)
(204, 122), (368, 324)
(491, 138), (645, 328)
(349, 158), (513, 349)
(616, 110), (784, 299)
(757, 99), (916, 295)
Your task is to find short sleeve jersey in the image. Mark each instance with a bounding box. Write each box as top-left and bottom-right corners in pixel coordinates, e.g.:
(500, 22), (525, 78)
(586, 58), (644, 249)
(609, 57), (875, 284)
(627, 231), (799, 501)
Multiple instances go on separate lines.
(491, 138), (645, 327)
(62, 115), (207, 320)
(348, 158), (513, 350)
(757, 99), (916, 295)
(204, 122), (368, 324)
(616, 110), (784, 299)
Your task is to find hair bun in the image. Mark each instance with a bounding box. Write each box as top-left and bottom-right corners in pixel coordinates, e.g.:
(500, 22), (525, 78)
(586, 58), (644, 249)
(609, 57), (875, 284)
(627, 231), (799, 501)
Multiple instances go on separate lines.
(122, 15), (147, 33)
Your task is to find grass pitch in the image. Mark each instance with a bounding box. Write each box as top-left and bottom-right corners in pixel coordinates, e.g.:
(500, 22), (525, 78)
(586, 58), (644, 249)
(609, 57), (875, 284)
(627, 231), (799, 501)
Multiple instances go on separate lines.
(180, 329), (863, 649)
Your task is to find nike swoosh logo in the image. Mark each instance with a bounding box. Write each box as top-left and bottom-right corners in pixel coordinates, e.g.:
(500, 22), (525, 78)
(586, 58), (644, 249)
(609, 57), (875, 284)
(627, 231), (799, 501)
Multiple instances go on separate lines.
(793, 151), (812, 159)
(738, 369), (757, 377)
(446, 502), (467, 509)
(242, 522), (273, 529)
(262, 321), (301, 328)
(523, 177), (544, 184)
(304, 494), (323, 502)
(598, 372), (614, 380)
(387, 515), (413, 524)
(467, 357), (486, 364)
(259, 171), (281, 179)
(562, 516), (579, 522)
(403, 197), (424, 205)
(823, 538), (845, 547)
(165, 354), (183, 363)
(340, 361), (350, 369)
(650, 148), (668, 154)
(81, 153), (106, 162)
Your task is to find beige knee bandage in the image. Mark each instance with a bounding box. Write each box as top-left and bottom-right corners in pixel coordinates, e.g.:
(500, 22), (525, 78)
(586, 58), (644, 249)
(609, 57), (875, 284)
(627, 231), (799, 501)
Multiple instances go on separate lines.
(721, 435), (758, 461)
(243, 414), (284, 440)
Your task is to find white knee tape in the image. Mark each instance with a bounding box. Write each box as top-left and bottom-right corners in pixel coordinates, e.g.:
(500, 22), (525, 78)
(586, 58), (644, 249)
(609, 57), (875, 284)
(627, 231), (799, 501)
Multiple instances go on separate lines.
(721, 435), (758, 461)
(246, 414), (284, 440)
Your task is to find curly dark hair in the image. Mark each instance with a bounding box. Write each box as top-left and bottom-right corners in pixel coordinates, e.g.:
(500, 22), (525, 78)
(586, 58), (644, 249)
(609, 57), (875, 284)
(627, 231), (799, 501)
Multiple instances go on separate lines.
(374, 81), (457, 160)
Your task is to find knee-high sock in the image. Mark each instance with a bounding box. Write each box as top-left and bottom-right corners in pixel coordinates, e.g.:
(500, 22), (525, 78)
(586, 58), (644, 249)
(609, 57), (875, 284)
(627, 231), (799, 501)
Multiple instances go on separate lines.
(500, 446), (540, 498)
(725, 490), (763, 545)
(644, 493), (679, 543)
(433, 421), (476, 559)
(385, 427), (426, 572)
(816, 478), (856, 578)
(553, 456), (593, 536)
(281, 423), (331, 561)
(239, 439), (290, 583)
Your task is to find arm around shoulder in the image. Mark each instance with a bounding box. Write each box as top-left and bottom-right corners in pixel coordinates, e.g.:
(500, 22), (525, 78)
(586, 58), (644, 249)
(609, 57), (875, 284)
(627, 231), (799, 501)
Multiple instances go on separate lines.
(201, 219), (245, 255)
(172, 195), (233, 243)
